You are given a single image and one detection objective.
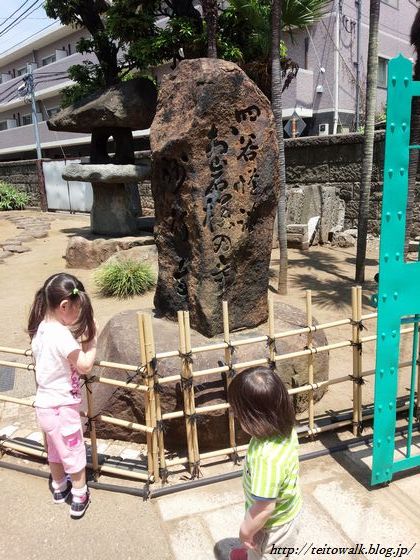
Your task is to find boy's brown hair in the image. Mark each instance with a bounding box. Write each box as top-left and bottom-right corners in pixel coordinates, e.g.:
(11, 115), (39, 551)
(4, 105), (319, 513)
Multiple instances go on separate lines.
(228, 367), (295, 439)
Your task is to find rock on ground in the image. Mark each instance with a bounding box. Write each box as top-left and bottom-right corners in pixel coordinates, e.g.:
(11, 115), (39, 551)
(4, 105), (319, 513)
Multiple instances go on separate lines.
(90, 302), (329, 451)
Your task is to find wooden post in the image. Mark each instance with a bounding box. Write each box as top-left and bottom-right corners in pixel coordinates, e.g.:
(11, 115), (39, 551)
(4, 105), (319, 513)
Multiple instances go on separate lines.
(178, 310), (195, 474)
(223, 301), (237, 459)
(137, 313), (153, 478)
(306, 291), (315, 435)
(143, 313), (167, 482)
(84, 374), (99, 479)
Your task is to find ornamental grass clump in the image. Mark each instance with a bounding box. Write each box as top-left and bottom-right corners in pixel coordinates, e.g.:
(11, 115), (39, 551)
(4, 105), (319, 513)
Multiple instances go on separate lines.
(94, 259), (156, 298)
(0, 182), (29, 210)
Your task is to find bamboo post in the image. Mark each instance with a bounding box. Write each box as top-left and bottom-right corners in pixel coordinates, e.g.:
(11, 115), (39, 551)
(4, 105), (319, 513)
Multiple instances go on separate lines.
(183, 311), (200, 475)
(143, 313), (167, 482)
(137, 313), (153, 478)
(178, 310), (195, 474)
(351, 286), (363, 436)
(268, 298), (276, 365)
(84, 374), (99, 479)
(142, 314), (160, 482)
(306, 291), (315, 434)
(356, 286), (364, 434)
(223, 301), (237, 460)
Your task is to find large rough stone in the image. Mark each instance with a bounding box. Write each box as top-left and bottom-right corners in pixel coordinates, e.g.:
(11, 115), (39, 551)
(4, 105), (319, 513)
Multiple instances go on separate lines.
(90, 302), (329, 451)
(65, 234), (155, 269)
(150, 58), (280, 337)
(332, 231), (355, 248)
(47, 78), (157, 133)
(286, 185), (344, 243)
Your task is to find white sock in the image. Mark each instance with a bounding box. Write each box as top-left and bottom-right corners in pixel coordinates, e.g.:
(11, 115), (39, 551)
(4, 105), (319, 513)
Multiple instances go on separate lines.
(52, 477), (68, 492)
(71, 485), (88, 503)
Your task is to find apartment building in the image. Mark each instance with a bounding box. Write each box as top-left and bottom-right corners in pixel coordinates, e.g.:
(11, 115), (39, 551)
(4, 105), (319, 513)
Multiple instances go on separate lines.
(0, 1), (417, 161)
(0, 23), (97, 161)
(282, 0), (417, 136)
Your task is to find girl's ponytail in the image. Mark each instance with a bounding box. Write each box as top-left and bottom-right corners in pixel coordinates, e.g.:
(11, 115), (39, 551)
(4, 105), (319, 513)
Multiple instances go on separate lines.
(27, 287), (47, 340)
(72, 289), (96, 342)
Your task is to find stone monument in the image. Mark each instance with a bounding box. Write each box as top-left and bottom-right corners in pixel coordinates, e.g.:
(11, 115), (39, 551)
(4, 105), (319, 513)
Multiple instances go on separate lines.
(48, 77), (157, 236)
(151, 59), (280, 337)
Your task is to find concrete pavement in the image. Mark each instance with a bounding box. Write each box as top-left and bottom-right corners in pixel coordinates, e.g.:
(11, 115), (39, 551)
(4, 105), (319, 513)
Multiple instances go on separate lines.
(1, 434), (420, 560)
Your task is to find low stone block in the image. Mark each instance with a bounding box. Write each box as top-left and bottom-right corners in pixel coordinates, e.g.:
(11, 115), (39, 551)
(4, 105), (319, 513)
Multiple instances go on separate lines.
(65, 235), (155, 269)
(2, 245), (30, 253)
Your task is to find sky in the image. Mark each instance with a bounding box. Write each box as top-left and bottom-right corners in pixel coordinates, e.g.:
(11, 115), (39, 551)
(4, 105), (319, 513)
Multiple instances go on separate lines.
(0, 2), (58, 55)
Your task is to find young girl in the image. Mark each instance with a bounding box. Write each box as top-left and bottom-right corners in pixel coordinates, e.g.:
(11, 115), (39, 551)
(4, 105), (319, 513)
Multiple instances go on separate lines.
(228, 367), (302, 560)
(28, 273), (97, 519)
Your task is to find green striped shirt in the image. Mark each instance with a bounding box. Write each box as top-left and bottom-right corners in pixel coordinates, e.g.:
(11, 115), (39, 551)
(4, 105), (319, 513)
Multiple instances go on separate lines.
(243, 429), (302, 528)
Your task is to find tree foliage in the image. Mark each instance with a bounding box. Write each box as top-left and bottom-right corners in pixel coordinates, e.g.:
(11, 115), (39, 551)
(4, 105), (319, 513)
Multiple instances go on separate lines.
(44, 0), (328, 105)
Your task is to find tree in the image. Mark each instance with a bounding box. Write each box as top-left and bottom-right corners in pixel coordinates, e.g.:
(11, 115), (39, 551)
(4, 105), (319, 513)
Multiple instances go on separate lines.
(355, 0), (381, 284)
(45, 0), (328, 106)
(271, 0), (288, 294)
(202, 0), (218, 58)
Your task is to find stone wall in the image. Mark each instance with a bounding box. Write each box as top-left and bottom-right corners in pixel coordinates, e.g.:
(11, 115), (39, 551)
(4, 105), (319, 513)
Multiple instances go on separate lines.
(284, 131), (387, 236)
(0, 159), (42, 208)
(4, 133), (419, 240)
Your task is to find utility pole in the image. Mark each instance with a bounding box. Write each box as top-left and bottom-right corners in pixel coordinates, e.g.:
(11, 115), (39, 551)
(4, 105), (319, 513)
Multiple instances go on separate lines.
(21, 64), (42, 160)
(355, 0), (362, 131)
(333, 0), (340, 134)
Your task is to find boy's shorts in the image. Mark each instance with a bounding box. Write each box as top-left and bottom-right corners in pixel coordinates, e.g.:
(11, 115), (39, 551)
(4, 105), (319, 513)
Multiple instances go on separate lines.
(36, 403), (86, 474)
(247, 513), (301, 560)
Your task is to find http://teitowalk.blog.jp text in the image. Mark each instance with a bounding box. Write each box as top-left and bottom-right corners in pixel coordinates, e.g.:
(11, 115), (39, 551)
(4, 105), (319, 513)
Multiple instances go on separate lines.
(269, 542), (416, 558)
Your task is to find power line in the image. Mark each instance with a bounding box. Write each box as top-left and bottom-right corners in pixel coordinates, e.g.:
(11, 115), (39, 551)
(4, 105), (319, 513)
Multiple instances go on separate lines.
(0, 0), (33, 32)
(0, 22), (59, 55)
(0, 0), (44, 39)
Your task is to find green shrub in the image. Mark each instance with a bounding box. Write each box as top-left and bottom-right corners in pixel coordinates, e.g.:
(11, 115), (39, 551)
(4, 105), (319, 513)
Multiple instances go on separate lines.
(94, 259), (156, 298)
(0, 183), (29, 210)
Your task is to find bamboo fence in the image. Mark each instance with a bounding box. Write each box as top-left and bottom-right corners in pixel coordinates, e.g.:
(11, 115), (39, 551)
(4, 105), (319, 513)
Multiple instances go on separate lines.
(0, 286), (418, 485)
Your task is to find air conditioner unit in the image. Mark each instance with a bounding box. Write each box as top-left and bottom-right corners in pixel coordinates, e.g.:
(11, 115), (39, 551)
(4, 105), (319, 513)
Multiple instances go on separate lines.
(55, 49), (67, 61)
(6, 119), (17, 129)
(319, 123), (329, 136)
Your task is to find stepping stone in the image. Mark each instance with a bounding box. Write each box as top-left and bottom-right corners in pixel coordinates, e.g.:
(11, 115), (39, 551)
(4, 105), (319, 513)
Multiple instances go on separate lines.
(14, 235), (34, 242)
(2, 239), (22, 245)
(2, 245), (30, 253)
(0, 250), (13, 259)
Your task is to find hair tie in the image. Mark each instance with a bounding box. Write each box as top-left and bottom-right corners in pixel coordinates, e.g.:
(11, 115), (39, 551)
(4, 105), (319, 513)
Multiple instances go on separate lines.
(72, 288), (79, 296)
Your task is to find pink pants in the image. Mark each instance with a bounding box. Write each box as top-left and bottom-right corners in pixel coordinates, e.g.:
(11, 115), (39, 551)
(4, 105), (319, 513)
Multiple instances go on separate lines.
(36, 403), (86, 474)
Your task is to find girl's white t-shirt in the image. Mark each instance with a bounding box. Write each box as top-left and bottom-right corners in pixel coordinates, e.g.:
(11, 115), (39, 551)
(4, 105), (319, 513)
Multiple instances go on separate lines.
(32, 320), (82, 408)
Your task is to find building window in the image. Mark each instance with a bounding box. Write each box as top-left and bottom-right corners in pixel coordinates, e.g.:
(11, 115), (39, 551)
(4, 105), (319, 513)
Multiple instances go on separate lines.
(22, 114), (32, 126)
(378, 57), (388, 89)
(41, 54), (56, 66)
(0, 122), (7, 131)
(16, 66), (27, 77)
(46, 107), (60, 118)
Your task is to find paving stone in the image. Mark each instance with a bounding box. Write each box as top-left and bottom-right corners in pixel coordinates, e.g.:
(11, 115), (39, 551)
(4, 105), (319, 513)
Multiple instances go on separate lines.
(14, 235), (34, 242)
(0, 250), (13, 259)
(0, 425), (19, 438)
(2, 245), (30, 253)
(2, 239), (21, 245)
(166, 517), (215, 560)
